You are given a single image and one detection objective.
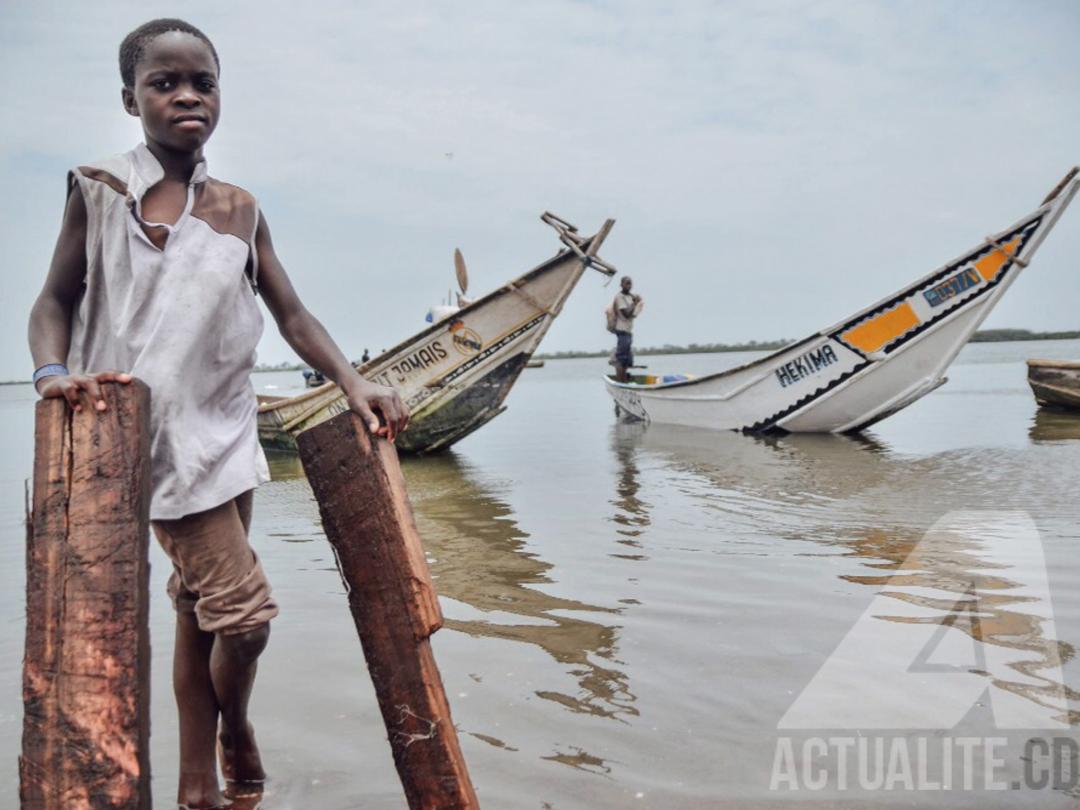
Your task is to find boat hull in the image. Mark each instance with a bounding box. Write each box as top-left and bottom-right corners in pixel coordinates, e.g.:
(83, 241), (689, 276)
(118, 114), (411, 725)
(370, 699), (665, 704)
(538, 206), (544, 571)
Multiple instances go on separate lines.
(259, 218), (613, 454)
(606, 174), (1079, 434)
(1028, 360), (1080, 411)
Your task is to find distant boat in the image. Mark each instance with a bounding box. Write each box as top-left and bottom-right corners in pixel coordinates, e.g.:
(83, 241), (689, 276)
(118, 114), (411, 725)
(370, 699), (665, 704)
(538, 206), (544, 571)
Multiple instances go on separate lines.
(1027, 359), (1080, 411)
(302, 369), (326, 388)
(606, 168), (1080, 433)
(526, 359), (546, 369)
(259, 213), (615, 453)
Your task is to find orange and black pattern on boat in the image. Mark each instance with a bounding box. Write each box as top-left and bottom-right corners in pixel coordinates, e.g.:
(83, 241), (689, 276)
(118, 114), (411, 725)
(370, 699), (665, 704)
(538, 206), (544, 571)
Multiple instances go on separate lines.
(834, 214), (1042, 358)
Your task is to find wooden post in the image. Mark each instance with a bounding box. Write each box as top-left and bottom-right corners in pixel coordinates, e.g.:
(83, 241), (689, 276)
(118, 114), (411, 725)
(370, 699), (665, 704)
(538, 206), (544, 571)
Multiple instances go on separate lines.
(21, 382), (152, 810)
(297, 412), (479, 810)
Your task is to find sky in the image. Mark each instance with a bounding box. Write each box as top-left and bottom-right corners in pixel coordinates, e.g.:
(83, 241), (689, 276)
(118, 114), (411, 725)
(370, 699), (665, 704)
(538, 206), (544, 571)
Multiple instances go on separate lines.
(2, 0), (1079, 381)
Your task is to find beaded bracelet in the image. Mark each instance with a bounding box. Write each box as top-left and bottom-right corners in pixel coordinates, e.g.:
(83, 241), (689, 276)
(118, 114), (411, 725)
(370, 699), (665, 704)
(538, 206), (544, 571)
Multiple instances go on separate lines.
(32, 363), (69, 386)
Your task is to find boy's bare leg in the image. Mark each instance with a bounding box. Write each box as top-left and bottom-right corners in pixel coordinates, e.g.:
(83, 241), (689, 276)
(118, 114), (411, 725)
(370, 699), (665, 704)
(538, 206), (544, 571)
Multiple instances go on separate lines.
(212, 624), (270, 784)
(174, 611), (229, 808)
(213, 489), (269, 785)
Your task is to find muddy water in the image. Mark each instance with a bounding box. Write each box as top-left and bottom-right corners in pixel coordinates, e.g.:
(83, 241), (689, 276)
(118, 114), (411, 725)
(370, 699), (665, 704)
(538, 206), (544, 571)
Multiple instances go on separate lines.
(1, 339), (1079, 808)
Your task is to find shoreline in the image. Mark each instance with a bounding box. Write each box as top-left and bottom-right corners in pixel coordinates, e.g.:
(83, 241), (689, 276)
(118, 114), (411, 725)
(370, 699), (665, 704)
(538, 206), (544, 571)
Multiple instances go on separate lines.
(533, 329), (1080, 361)
(3, 331), (1077, 385)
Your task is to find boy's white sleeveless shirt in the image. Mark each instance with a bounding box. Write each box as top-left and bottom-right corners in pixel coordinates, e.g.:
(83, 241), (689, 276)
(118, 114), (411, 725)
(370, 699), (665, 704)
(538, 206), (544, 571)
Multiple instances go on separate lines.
(67, 143), (270, 520)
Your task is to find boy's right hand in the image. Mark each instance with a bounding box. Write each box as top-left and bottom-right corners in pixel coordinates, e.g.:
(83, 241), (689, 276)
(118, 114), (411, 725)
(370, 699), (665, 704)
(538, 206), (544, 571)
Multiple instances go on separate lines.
(343, 377), (410, 443)
(37, 371), (133, 412)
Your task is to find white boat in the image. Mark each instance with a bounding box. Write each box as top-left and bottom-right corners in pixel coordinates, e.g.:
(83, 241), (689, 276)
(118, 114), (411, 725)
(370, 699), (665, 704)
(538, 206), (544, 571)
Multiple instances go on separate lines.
(259, 213), (615, 453)
(606, 168), (1080, 434)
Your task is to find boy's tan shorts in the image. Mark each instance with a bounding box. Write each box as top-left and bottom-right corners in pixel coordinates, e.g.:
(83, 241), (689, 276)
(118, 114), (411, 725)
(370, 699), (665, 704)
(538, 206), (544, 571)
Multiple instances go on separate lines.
(151, 490), (278, 635)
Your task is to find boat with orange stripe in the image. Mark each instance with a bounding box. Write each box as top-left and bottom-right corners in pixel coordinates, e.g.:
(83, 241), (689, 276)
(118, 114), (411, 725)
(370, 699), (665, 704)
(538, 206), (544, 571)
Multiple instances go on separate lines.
(605, 168), (1079, 434)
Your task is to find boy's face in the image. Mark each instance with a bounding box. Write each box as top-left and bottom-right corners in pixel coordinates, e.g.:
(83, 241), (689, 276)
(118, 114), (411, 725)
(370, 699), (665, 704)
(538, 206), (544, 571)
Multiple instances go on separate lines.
(122, 32), (220, 154)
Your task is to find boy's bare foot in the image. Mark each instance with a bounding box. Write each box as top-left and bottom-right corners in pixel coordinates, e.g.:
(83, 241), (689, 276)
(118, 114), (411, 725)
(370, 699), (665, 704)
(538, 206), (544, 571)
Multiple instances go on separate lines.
(224, 783), (265, 805)
(177, 773), (230, 809)
(219, 722), (266, 786)
(226, 794), (264, 810)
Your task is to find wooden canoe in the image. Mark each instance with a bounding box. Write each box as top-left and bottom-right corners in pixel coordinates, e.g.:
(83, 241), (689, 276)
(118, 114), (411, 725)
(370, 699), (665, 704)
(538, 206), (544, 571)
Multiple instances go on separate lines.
(606, 168), (1080, 434)
(259, 213), (615, 453)
(1027, 359), (1080, 410)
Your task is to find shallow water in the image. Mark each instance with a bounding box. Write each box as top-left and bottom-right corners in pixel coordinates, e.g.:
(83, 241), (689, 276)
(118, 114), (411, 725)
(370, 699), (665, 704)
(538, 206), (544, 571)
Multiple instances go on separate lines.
(2, 339), (1080, 808)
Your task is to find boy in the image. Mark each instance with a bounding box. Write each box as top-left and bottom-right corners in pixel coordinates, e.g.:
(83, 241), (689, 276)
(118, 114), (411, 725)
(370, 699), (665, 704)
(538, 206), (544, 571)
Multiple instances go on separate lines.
(27, 19), (408, 810)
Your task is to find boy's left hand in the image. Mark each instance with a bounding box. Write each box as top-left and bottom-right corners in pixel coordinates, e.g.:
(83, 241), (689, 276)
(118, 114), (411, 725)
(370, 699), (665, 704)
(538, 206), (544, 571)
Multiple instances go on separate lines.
(344, 378), (410, 442)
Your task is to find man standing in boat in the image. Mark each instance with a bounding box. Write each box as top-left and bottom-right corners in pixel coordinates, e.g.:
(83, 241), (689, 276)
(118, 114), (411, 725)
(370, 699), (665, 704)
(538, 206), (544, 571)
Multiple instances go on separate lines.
(611, 276), (643, 382)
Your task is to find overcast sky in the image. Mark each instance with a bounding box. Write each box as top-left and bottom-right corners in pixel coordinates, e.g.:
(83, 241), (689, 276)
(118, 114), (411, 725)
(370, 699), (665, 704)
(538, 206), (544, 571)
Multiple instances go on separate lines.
(2, 0), (1078, 381)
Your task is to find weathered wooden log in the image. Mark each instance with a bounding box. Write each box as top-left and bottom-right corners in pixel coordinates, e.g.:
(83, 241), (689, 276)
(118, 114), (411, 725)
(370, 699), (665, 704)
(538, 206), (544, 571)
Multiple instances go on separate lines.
(21, 381), (152, 810)
(297, 411), (479, 810)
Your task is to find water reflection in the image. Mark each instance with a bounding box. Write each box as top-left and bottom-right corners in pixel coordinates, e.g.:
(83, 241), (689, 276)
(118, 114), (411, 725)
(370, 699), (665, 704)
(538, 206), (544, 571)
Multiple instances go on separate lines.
(609, 423), (652, 560)
(620, 423), (1076, 726)
(541, 744), (612, 776)
(401, 454), (637, 722)
(265, 448), (306, 481)
(1030, 407), (1080, 443)
(843, 523), (1077, 725)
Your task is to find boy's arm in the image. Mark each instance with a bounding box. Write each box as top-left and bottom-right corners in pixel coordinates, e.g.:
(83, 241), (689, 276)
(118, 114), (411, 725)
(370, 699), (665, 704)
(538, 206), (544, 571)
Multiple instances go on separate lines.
(254, 212), (410, 441)
(28, 184), (130, 411)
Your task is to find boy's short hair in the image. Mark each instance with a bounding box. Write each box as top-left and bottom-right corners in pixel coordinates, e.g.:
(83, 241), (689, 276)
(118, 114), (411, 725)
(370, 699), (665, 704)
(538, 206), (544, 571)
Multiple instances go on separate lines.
(119, 18), (220, 88)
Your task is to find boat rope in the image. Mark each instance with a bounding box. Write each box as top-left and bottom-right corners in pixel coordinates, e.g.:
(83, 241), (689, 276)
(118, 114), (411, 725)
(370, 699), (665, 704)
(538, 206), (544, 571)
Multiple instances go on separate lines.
(982, 236), (1029, 268)
(503, 281), (556, 316)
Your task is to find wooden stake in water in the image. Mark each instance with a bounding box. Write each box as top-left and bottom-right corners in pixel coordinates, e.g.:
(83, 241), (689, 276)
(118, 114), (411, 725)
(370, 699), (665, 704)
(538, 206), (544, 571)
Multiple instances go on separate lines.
(21, 381), (152, 810)
(297, 411), (479, 810)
